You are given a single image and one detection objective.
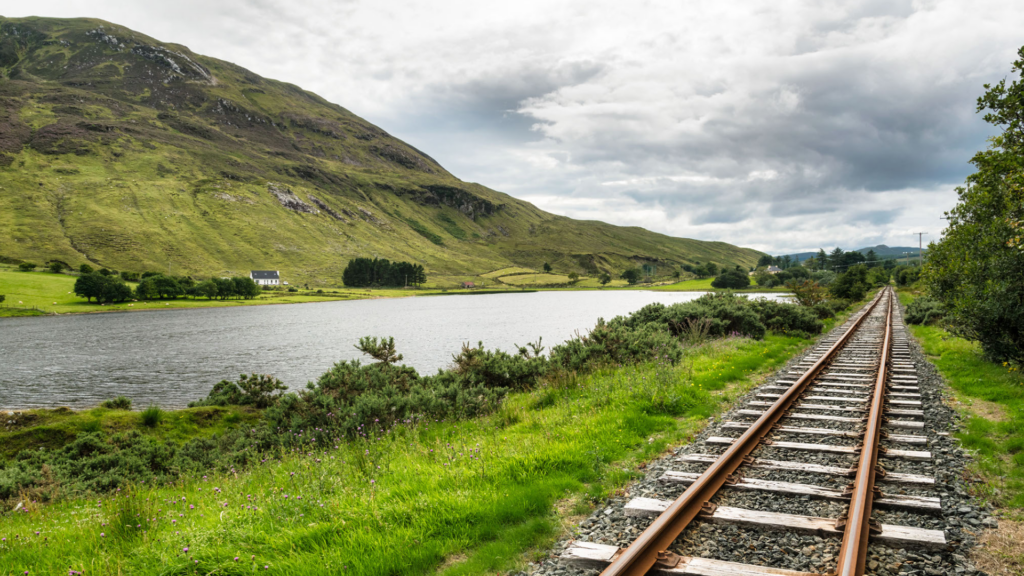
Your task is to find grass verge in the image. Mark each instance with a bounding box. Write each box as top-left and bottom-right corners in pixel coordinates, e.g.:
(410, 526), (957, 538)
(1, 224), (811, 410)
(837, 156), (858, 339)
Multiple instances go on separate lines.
(898, 290), (1024, 574)
(0, 332), (815, 575)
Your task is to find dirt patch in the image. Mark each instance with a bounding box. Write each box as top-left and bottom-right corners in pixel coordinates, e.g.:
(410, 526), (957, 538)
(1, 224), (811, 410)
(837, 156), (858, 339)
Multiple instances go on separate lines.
(973, 516), (1024, 575)
(437, 553), (468, 572)
(955, 397), (1010, 422)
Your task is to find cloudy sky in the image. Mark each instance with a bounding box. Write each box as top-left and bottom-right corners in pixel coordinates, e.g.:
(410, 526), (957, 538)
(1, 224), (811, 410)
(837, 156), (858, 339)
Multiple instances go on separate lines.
(4, 0), (1023, 254)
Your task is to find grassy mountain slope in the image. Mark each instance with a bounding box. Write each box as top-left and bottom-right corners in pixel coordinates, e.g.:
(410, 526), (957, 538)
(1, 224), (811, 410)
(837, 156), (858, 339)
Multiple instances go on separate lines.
(0, 16), (763, 285)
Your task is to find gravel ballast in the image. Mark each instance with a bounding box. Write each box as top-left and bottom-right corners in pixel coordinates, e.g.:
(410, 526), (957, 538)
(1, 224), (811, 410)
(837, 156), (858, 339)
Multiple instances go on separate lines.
(517, 296), (997, 576)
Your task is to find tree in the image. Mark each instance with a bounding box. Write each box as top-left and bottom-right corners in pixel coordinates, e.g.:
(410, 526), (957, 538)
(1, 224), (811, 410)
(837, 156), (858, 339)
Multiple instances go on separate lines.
(865, 249), (879, 266)
(195, 280), (218, 300)
(543, 262), (552, 273)
(18, 262), (36, 272)
(232, 276), (261, 299)
(673, 270), (681, 279)
(620, 268), (642, 285)
(79, 264), (93, 274)
(153, 275), (184, 299)
(97, 278), (132, 304)
(816, 249), (828, 271)
(711, 270), (751, 289)
(757, 254), (774, 267)
(830, 264), (870, 301)
(924, 45), (1024, 365)
(787, 280), (829, 307)
(48, 262), (64, 273)
(0, 294), (5, 304)
(98, 268), (112, 276)
(705, 262), (719, 277)
(74, 273), (106, 302)
(567, 272), (579, 283)
(828, 247), (845, 271)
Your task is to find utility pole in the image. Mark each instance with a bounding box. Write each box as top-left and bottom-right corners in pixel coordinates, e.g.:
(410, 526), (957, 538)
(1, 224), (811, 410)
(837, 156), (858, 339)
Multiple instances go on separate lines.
(914, 232), (927, 265)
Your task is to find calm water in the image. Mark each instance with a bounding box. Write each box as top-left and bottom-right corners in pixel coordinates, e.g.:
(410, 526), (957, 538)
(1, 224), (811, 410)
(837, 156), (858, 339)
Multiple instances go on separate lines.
(0, 291), (792, 409)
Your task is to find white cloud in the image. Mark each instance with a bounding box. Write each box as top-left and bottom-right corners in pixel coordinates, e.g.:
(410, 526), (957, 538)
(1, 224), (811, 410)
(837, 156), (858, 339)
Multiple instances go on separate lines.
(5, 0), (1022, 253)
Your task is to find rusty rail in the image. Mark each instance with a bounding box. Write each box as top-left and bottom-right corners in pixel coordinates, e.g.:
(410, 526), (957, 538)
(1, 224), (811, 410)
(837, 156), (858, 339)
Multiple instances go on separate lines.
(833, 286), (893, 576)
(600, 291), (888, 576)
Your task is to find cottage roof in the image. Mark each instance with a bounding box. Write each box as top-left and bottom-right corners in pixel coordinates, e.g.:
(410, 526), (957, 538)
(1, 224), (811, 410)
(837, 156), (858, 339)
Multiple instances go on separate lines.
(251, 270), (280, 280)
(766, 265), (783, 273)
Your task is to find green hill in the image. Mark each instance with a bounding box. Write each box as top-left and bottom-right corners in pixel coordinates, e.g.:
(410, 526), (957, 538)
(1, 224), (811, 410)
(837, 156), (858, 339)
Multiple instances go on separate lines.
(0, 16), (763, 286)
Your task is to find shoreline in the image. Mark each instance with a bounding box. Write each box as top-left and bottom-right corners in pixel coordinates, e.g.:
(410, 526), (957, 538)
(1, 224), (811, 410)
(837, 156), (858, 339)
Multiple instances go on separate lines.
(0, 283), (793, 319)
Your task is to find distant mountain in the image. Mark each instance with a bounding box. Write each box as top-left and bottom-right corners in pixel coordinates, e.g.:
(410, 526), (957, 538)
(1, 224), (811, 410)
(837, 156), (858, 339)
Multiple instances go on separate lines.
(779, 245), (927, 263)
(0, 16), (764, 285)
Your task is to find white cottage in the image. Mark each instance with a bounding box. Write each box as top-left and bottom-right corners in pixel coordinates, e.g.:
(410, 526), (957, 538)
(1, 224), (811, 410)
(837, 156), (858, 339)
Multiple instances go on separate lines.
(250, 270), (281, 286)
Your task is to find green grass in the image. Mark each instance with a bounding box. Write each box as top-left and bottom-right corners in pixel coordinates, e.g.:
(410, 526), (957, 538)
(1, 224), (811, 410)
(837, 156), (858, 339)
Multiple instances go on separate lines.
(0, 332), (815, 575)
(497, 273), (574, 286)
(898, 291), (1024, 512)
(0, 405), (260, 461)
(0, 267), (444, 315)
(481, 267), (535, 278)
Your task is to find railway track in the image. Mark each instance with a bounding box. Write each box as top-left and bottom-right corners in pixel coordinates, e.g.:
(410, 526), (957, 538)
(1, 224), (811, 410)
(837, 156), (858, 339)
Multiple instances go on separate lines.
(560, 287), (950, 576)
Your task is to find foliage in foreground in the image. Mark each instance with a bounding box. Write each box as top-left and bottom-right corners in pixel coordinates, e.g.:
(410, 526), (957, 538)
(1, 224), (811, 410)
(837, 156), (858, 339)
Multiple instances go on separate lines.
(923, 45), (1024, 366)
(901, 299), (1024, 509)
(0, 293), (832, 504)
(0, 333), (812, 576)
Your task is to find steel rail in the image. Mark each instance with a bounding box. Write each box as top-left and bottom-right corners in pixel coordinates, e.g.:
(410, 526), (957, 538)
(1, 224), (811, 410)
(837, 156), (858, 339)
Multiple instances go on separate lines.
(833, 287), (893, 576)
(600, 290), (888, 576)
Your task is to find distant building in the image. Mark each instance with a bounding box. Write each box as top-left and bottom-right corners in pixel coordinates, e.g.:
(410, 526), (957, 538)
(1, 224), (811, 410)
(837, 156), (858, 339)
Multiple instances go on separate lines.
(250, 270), (280, 286)
(461, 282), (476, 289)
(766, 265), (783, 274)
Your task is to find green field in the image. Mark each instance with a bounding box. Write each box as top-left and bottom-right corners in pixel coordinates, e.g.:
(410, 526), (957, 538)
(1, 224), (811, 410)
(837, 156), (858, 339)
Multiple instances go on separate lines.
(0, 330), (819, 575)
(481, 267), (535, 278)
(497, 273), (574, 286)
(0, 267), (423, 316)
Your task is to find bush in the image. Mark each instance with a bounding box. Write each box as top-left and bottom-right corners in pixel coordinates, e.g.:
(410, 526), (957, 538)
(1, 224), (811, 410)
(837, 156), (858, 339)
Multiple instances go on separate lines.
(830, 265), (870, 301)
(787, 280), (828, 306)
(620, 268), (642, 285)
(287, 287), (298, 292)
(140, 406), (163, 427)
(548, 320), (683, 372)
(711, 270), (751, 289)
(79, 264), (93, 274)
(101, 396), (132, 410)
(905, 296), (944, 325)
(811, 303), (836, 319)
(48, 262), (64, 273)
(18, 262), (36, 271)
(189, 374), (288, 409)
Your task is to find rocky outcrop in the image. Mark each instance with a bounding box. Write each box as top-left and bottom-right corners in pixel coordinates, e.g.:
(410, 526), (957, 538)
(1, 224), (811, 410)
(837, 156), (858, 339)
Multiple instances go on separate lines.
(308, 195), (346, 222)
(371, 144), (435, 173)
(267, 183), (316, 214)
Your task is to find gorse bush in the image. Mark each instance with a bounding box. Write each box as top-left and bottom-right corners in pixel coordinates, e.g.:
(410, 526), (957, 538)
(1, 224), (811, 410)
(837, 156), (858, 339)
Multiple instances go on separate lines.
(188, 374), (288, 409)
(905, 296), (945, 325)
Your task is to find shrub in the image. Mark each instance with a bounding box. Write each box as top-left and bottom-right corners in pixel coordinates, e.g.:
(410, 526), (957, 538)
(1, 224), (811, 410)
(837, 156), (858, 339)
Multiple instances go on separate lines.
(48, 261), (64, 273)
(711, 270), (751, 289)
(18, 262), (36, 271)
(190, 374), (288, 409)
(287, 286), (298, 292)
(450, 341), (547, 391)
(830, 265), (870, 301)
(905, 296), (944, 325)
(748, 298), (823, 336)
(549, 319), (683, 372)
(787, 280), (828, 306)
(620, 268), (642, 285)
(101, 396), (132, 410)
(140, 406), (163, 427)
(811, 303), (836, 319)
(79, 264), (93, 274)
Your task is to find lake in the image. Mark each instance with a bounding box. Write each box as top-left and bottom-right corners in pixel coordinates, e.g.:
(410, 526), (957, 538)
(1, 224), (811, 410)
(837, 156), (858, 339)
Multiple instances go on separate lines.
(0, 291), (792, 409)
